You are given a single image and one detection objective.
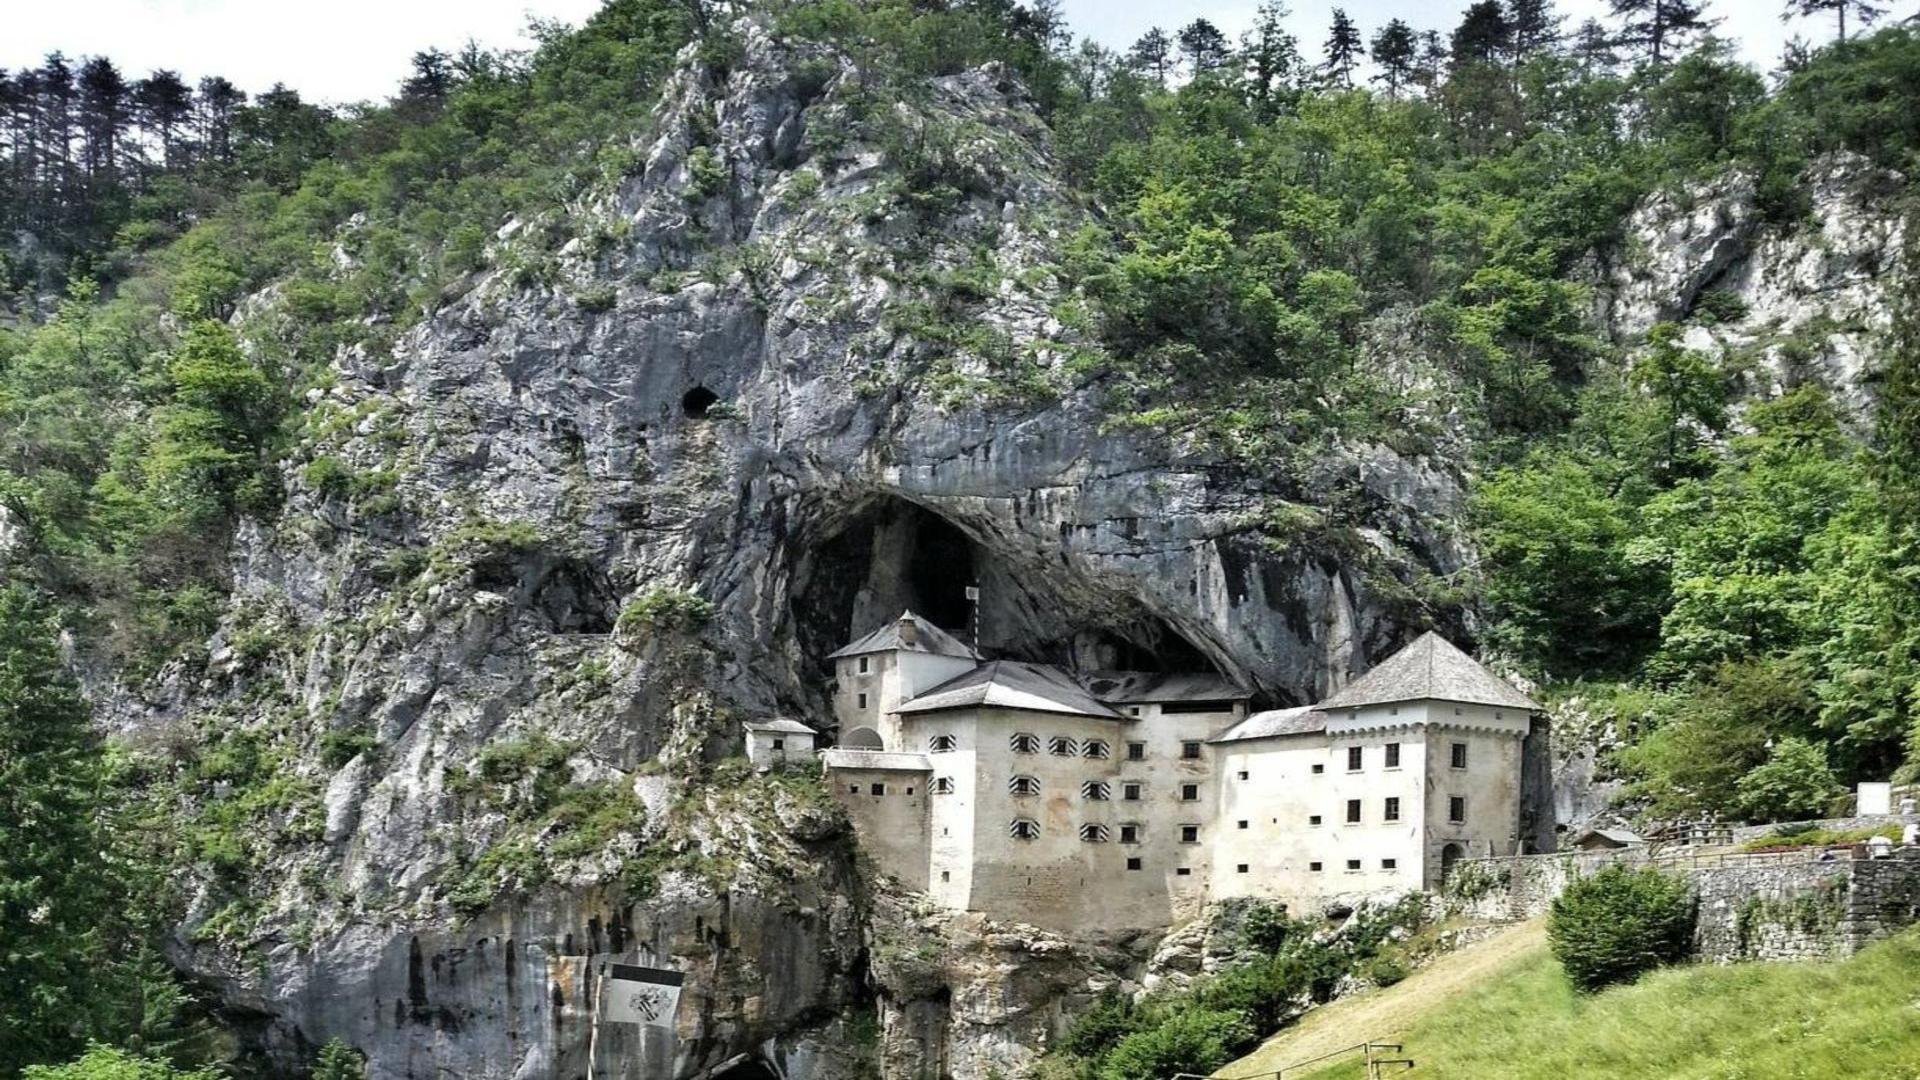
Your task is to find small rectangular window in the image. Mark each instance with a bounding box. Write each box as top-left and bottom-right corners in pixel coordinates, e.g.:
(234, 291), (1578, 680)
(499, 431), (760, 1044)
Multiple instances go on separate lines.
(928, 734), (957, 752)
(1175, 867), (1192, 877)
(1180, 783), (1200, 801)
(1347, 746), (1363, 771)
(1385, 742), (1400, 768)
(1127, 741), (1146, 761)
(1081, 780), (1112, 801)
(858, 656), (870, 674)
(870, 783), (885, 796)
(1311, 763), (1325, 775)
(1237, 770), (1249, 780)
(849, 784), (859, 794)
(1450, 795), (1466, 822)
(1123, 782), (1143, 801)
(1451, 742), (1468, 769)
(1384, 797), (1401, 822)
(1119, 824), (1140, 844)
(1236, 863), (1250, 873)
(772, 738), (784, 750)
(1182, 741), (1202, 759)
(1309, 814), (1323, 826)
(857, 692), (868, 709)
(1309, 861), (1323, 871)
(941, 870), (950, 882)
(1237, 820), (1249, 829)
(1180, 824), (1200, 843)
(906, 786), (915, 795)
(1126, 857), (1143, 871)
(1346, 859), (1362, 871)
(1346, 799), (1362, 823)
(1049, 735), (1079, 756)
(1011, 733), (1040, 754)
(1382, 858), (1397, 870)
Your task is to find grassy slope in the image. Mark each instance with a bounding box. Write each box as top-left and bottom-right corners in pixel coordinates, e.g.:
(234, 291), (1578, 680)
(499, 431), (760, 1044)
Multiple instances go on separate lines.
(1257, 926), (1920, 1080)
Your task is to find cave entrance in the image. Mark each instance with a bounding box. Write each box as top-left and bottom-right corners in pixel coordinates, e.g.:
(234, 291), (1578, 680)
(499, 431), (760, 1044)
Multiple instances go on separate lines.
(682, 386), (719, 419)
(791, 498), (979, 669)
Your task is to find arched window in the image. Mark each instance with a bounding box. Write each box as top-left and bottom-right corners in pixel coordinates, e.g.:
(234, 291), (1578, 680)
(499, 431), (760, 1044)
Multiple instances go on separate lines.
(1080, 824), (1110, 843)
(1010, 732), (1040, 754)
(1008, 775), (1041, 797)
(931, 776), (955, 794)
(1009, 818), (1040, 841)
(1082, 739), (1110, 759)
(928, 734), (957, 752)
(1049, 736), (1078, 756)
(1081, 780), (1111, 801)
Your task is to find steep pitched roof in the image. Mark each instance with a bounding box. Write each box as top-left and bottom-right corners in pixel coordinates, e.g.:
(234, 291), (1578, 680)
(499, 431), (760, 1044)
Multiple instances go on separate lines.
(827, 611), (980, 660)
(1211, 705), (1328, 743)
(896, 660), (1126, 719)
(743, 718), (817, 735)
(1320, 631), (1540, 712)
(1082, 670), (1251, 704)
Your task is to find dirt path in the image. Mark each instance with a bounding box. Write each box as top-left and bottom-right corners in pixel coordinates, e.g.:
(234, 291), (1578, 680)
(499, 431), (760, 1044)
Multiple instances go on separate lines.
(1218, 919), (1548, 1077)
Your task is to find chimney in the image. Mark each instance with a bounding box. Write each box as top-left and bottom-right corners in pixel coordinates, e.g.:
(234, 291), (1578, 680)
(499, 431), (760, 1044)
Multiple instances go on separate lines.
(896, 615), (919, 648)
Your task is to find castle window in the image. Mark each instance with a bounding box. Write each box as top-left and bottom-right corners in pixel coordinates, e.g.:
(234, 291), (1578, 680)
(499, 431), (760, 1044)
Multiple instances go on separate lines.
(857, 693), (868, 709)
(941, 870), (950, 882)
(1346, 859), (1362, 872)
(1123, 782), (1143, 801)
(1451, 742), (1468, 769)
(1126, 741), (1146, 761)
(1311, 763), (1325, 775)
(1049, 736), (1078, 756)
(1009, 818), (1040, 840)
(1347, 746), (1363, 771)
(1309, 861), (1323, 872)
(1083, 739), (1110, 760)
(1080, 824), (1110, 843)
(1237, 864), (1249, 873)
(772, 739), (784, 750)
(870, 783), (886, 796)
(849, 784), (859, 794)
(1119, 824), (1140, 844)
(1237, 820), (1249, 829)
(1449, 795), (1466, 823)
(1384, 797), (1401, 822)
(1237, 770), (1249, 780)
(1126, 857), (1143, 871)
(1010, 733), (1040, 754)
(1181, 741), (1202, 759)
(1009, 775), (1041, 797)
(1180, 824), (1200, 843)
(1385, 742), (1400, 768)
(1346, 799), (1362, 823)
(1180, 783), (1200, 801)
(1382, 858), (1398, 870)
(1309, 814), (1322, 826)
(932, 777), (955, 794)
(906, 786), (915, 795)
(928, 734), (957, 752)
(858, 656), (870, 674)
(1175, 867), (1192, 876)
(1082, 780), (1111, 801)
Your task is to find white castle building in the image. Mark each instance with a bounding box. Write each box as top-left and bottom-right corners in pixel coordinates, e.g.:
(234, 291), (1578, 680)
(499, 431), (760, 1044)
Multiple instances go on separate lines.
(798, 611), (1546, 935)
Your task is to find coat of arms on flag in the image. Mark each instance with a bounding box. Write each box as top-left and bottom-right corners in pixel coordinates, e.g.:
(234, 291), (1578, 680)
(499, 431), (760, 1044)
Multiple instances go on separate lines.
(601, 964), (684, 1029)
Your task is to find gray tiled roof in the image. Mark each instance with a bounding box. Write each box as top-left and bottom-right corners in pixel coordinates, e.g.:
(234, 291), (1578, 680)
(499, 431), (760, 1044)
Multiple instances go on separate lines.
(827, 610), (980, 660)
(743, 718), (818, 735)
(1082, 670), (1251, 704)
(897, 660), (1126, 719)
(820, 749), (932, 771)
(1320, 632), (1540, 712)
(1211, 706), (1328, 743)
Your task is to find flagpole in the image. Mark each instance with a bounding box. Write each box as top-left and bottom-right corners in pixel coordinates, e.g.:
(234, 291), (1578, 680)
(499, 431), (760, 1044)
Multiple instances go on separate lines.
(586, 966), (604, 1080)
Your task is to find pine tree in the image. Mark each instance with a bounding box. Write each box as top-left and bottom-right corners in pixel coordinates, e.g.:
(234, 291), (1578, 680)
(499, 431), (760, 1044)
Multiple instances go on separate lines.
(1452, 1), (1514, 68)
(1127, 27), (1175, 86)
(1509, 0), (1566, 57)
(1611, 0), (1714, 68)
(1414, 30), (1451, 93)
(313, 1039), (365, 1080)
(1784, 0), (1885, 42)
(1323, 9), (1365, 88)
(1242, 2), (1301, 110)
(77, 57), (130, 183)
(135, 70), (193, 169)
(196, 76), (245, 164)
(398, 48), (456, 117)
(1370, 20), (1419, 98)
(1177, 19), (1232, 75)
(1571, 18), (1621, 72)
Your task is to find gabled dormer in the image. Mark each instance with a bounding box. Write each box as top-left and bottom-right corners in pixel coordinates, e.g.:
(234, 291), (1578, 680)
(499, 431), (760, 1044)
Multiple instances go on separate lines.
(827, 611), (980, 748)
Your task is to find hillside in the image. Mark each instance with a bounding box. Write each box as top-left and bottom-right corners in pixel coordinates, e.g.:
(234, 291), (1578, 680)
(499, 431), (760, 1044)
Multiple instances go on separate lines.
(1271, 926), (1920, 1079)
(2, 1), (1920, 1078)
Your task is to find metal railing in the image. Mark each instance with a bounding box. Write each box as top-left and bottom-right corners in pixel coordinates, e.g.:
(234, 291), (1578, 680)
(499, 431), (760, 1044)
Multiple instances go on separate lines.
(1187, 1040), (1413, 1080)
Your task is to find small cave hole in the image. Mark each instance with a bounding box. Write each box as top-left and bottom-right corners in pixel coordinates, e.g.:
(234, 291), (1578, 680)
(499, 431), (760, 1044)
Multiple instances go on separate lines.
(682, 385), (720, 420)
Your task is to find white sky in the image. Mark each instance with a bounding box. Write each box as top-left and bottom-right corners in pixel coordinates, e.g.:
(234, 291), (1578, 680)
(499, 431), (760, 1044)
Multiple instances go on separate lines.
(0, 1), (1864, 106)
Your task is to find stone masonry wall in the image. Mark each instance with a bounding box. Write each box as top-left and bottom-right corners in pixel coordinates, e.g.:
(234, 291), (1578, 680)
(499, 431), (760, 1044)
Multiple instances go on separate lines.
(1443, 847), (1920, 964)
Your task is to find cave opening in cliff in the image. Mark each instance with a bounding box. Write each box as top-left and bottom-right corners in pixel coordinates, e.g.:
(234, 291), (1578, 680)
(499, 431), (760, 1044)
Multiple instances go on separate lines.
(791, 498), (980, 670)
(682, 385), (719, 419)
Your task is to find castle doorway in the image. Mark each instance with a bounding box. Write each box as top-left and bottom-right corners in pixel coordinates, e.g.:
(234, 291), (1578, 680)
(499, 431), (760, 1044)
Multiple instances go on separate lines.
(1440, 842), (1463, 882)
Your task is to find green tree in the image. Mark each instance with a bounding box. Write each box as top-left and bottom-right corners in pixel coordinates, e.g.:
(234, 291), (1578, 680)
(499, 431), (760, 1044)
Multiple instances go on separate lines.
(1736, 736), (1843, 822)
(1785, 0), (1885, 43)
(1632, 323), (1724, 483)
(1322, 9), (1365, 87)
(1100, 1006), (1252, 1080)
(311, 1039), (363, 1080)
(1126, 28), (1174, 85)
(1549, 864), (1695, 993)
(1610, 0), (1713, 68)
(1370, 20), (1419, 97)
(21, 1046), (219, 1080)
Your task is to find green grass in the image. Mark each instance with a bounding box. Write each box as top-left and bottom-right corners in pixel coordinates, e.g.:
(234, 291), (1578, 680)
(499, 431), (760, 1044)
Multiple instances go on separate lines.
(1296, 928), (1920, 1080)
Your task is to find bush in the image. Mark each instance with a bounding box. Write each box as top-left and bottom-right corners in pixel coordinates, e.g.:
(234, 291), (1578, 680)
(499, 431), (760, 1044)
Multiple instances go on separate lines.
(1100, 1006), (1252, 1080)
(312, 1038), (363, 1080)
(1735, 737), (1843, 823)
(616, 587), (714, 642)
(22, 1045), (221, 1080)
(1549, 864), (1696, 993)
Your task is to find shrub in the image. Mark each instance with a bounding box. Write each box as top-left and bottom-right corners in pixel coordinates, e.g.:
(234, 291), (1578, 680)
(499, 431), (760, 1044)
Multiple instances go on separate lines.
(22, 1045), (222, 1080)
(312, 1039), (364, 1080)
(616, 587), (714, 642)
(320, 726), (380, 768)
(1100, 1006), (1252, 1080)
(1549, 864), (1696, 993)
(1060, 991), (1137, 1060)
(1735, 737), (1843, 823)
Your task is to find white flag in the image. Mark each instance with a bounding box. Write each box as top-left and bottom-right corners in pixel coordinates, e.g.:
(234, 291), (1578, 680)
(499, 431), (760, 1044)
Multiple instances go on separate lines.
(601, 964), (683, 1029)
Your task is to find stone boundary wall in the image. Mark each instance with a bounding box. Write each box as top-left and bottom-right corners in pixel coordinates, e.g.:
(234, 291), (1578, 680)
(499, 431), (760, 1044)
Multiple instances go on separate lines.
(1728, 813), (1920, 846)
(1443, 847), (1920, 963)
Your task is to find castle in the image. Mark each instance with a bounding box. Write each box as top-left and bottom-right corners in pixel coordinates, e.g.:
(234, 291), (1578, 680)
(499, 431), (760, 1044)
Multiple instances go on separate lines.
(764, 612), (1548, 935)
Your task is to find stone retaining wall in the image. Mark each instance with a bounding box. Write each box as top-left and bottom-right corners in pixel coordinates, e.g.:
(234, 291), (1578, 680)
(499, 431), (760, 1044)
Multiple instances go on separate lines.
(1443, 847), (1920, 963)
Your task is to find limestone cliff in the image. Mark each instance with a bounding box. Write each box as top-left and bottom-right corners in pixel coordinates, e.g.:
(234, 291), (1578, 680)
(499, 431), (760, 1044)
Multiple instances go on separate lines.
(103, 18), (1912, 1080)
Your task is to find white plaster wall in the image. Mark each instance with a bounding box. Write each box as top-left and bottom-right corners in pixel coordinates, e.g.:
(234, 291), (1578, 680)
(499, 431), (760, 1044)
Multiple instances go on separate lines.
(830, 764), (933, 889)
(1420, 702), (1530, 885)
(745, 729), (816, 767)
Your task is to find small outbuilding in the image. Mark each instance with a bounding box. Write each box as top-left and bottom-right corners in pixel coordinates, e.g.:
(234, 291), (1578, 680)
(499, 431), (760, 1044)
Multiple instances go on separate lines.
(743, 718), (818, 768)
(1570, 826), (1644, 852)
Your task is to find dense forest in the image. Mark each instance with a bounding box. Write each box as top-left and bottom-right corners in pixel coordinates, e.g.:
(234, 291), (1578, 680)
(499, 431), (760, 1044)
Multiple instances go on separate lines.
(2, 0), (1919, 1075)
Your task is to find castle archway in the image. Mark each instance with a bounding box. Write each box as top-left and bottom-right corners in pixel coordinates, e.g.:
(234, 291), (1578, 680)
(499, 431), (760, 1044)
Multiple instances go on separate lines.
(841, 727), (884, 750)
(1440, 842), (1464, 881)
